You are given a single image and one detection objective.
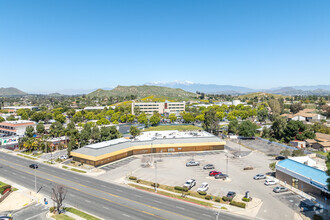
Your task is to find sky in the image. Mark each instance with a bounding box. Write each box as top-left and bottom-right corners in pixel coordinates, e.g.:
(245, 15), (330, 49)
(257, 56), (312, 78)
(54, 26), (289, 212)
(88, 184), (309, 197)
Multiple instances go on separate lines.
(0, 0), (330, 94)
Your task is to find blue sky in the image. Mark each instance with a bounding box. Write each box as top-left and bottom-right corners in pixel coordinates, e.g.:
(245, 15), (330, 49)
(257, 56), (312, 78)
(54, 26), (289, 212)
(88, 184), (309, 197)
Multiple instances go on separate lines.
(0, 0), (329, 93)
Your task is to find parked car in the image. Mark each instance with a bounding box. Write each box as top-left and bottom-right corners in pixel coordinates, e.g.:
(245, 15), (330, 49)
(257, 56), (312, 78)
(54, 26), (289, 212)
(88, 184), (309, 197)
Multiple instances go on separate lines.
(197, 182), (209, 192)
(299, 200), (323, 212)
(183, 179), (196, 189)
(275, 156), (286, 160)
(226, 191), (236, 199)
(273, 186), (288, 193)
(264, 179), (279, 186)
(253, 174), (266, 180)
(186, 161), (200, 167)
(203, 164), (215, 170)
(214, 174), (228, 179)
(209, 171), (222, 176)
(29, 164), (38, 169)
(59, 155), (68, 160)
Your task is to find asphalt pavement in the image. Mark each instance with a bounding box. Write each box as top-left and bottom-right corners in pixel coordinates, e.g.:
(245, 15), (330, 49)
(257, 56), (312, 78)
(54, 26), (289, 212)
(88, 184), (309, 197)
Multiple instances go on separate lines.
(0, 152), (250, 220)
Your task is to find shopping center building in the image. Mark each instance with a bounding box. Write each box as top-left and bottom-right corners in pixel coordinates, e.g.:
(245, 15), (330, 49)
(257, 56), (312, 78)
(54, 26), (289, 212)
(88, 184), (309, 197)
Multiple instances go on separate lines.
(276, 159), (330, 198)
(71, 130), (225, 166)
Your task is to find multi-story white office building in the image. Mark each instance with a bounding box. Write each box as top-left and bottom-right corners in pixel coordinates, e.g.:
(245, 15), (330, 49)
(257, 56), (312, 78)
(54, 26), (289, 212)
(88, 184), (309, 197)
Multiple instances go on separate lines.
(131, 101), (185, 115)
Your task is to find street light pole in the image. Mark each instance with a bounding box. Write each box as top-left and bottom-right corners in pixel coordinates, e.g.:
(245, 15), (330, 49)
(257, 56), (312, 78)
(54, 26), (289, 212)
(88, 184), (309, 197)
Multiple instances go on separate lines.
(34, 165), (37, 194)
(226, 154), (228, 175)
(155, 161), (158, 192)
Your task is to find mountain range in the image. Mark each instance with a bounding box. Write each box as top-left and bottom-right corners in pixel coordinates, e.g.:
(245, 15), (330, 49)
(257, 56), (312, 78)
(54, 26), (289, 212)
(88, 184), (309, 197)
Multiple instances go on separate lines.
(146, 81), (330, 96)
(0, 87), (27, 96)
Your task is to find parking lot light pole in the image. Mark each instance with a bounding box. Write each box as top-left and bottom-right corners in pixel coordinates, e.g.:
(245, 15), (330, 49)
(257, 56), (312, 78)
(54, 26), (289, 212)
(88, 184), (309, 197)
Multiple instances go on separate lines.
(226, 154), (228, 175)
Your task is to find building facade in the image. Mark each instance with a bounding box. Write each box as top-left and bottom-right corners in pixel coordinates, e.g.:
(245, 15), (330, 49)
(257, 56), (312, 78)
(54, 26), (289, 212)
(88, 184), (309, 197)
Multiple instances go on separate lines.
(131, 101), (185, 115)
(3, 106), (39, 113)
(71, 130), (225, 166)
(276, 159), (329, 198)
(0, 120), (36, 136)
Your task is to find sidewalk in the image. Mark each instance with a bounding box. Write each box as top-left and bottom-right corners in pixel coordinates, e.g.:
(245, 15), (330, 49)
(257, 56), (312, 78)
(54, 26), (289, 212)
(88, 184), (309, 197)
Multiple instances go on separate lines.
(124, 179), (263, 219)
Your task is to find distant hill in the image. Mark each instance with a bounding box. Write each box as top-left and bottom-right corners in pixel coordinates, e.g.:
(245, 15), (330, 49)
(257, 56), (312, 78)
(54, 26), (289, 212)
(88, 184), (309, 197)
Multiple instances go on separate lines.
(147, 81), (330, 96)
(0, 87), (27, 96)
(238, 92), (287, 99)
(88, 85), (197, 101)
(147, 81), (254, 94)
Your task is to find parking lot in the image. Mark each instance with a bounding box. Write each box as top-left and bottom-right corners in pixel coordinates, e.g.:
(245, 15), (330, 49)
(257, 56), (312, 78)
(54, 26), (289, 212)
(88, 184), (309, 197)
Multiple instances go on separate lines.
(98, 140), (307, 220)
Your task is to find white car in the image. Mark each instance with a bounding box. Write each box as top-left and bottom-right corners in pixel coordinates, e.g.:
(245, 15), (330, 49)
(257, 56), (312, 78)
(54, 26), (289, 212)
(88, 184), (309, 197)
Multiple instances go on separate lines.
(197, 182), (209, 192)
(253, 174), (266, 180)
(264, 179), (279, 186)
(186, 161), (200, 167)
(59, 155), (68, 160)
(184, 179), (196, 189)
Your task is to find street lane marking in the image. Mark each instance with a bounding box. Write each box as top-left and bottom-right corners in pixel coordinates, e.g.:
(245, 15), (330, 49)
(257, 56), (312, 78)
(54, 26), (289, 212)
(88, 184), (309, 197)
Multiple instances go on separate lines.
(0, 157), (194, 220)
(1, 161), (168, 220)
(122, 213), (131, 217)
(177, 206), (185, 210)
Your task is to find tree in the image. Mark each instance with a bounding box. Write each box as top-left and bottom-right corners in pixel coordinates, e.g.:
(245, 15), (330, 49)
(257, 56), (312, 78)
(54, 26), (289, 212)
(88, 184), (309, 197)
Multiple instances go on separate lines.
(290, 102), (304, 114)
(202, 108), (219, 135)
(50, 122), (64, 137)
(268, 99), (282, 115)
(55, 114), (66, 123)
(238, 120), (257, 137)
(96, 118), (110, 125)
(130, 126), (141, 138)
(138, 113), (148, 124)
(100, 126), (122, 141)
(51, 184), (67, 214)
(228, 120), (239, 135)
(261, 126), (270, 138)
(0, 116), (4, 122)
(284, 120), (306, 142)
(280, 149), (291, 158)
(25, 126), (35, 138)
(257, 108), (268, 122)
(269, 162), (276, 171)
(72, 111), (83, 123)
(169, 113), (177, 123)
(36, 123), (45, 134)
(271, 116), (287, 140)
(127, 114), (135, 123)
(216, 111), (226, 121)
(182, 112), (194, 123)
(150, 114), (160, 126)
(120, 114), (127, 123)
(91, 126), (101, 143)
(291, 149), (305, 157)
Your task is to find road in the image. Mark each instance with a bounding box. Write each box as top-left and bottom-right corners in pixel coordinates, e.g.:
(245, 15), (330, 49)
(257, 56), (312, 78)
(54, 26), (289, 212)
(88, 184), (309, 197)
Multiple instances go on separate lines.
(0, 152), (250, 220)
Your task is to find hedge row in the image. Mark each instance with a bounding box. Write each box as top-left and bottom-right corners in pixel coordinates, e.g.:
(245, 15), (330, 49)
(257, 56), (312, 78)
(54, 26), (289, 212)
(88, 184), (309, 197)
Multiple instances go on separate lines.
(230, 200), (246, 208)
(242, 197), (252, 202)
(174, 186), (189, 192)
(0, 185), (11, 195)
(129, 176), (137, 180)
(222, 196), (232, 202)
(198, 191), (207, 195)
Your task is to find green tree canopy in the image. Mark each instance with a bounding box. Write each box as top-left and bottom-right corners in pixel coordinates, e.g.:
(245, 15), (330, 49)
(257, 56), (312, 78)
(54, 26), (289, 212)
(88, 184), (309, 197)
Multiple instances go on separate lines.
(36, 123), (45, 134)
(169, 113), (177, 123)
(130, 126), (141, 138)
(150, 114), (160, 126)
(238, 120), (257, 137)
(25, 126), (35, 138)
(228, 120), (239, 135)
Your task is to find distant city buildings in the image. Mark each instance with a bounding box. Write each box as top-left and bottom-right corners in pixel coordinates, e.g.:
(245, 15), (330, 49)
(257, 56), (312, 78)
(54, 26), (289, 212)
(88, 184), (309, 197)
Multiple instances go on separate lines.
(3, 106), (39, 112)
(0, 120), (36, 136)
(131, 101), (185, 115)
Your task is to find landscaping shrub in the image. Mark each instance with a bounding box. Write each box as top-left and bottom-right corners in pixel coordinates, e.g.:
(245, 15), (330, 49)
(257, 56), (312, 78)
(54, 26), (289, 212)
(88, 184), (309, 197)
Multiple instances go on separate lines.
(313, 214), (323, 220)
(205, 195), (212, 200)
(198, 191), (207, 196)
(243, 167), (253, 170)
(49, 206), (55, 213)
(2, 188), (11, 195)
(174, 186), (188, 192)
(230, 201), (246, 208)
(2, 185), (11, 190)
(215, 197), (221, 202)
(222, 196), (232, 202)
(151, 183), (160, 188)
(136, 179), (141, 183)
(129, 176), (137, 180)
(242, 197), (252, 202)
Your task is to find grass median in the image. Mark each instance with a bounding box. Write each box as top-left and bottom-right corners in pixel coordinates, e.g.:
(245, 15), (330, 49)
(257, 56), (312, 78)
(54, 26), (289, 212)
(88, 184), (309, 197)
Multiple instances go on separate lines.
(52, 214), (74, 220)
(17, 153), (37, 160)
(64, 207), (100, 220)
(128, 183), (213, 207)
(70, 168), (87, 173)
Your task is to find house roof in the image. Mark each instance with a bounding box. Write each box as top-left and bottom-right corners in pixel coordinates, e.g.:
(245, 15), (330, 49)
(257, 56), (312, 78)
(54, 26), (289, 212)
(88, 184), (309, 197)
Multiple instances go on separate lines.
(315, 133), (330, 142)
(319, 142), (330, 147)
(277, 159), (328, 186)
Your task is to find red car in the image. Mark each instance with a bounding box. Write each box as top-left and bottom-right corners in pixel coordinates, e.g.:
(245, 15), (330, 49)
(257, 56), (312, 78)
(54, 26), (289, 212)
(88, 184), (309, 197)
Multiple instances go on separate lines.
(209, 171), (222, 176)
